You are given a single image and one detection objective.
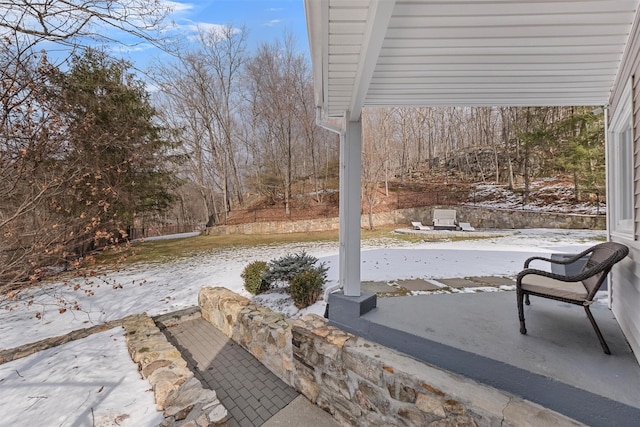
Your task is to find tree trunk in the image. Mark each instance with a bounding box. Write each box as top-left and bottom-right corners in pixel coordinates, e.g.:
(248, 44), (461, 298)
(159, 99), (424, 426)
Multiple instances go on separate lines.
(523, 144), (530, 206)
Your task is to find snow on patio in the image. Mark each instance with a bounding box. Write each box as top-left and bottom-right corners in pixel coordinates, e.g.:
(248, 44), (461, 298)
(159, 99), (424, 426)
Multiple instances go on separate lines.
(0, 228), (606, 426)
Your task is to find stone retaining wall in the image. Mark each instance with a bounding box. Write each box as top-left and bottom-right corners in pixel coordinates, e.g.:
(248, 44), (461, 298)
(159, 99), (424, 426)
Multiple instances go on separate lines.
(203, 206), (604, 236)
(203, 217), (340, 236)
(424, 206), (605, 230)
(122, 314), (228, 426)
(198, 287), (294, 385)
(0, 318), (126, 364)
(198, 287), (583, 427)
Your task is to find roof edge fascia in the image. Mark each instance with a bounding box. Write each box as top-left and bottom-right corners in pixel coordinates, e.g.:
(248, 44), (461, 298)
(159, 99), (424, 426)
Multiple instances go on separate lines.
(608, 1), (640, 111)
(303, 0), (326, 110)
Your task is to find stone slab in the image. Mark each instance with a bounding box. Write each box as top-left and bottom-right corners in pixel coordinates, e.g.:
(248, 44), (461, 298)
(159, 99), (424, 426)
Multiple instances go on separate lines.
(394, 278), (441, 292)
(361, 281), (397, 294)
(262, 395), (339, 427)
(437, 278), (479, 289)
(468, 276), (515, 287)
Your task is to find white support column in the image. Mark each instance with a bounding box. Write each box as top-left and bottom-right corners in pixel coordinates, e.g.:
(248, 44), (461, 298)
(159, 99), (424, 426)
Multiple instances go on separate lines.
(339, 117), (362, 297)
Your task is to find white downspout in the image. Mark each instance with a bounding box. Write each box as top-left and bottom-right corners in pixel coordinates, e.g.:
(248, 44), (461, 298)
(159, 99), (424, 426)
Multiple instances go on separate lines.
(316, 107), (345, 300)
(603, 105), (613, 309)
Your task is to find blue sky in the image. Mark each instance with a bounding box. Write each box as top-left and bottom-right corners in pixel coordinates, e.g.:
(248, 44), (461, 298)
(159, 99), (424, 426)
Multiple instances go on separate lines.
(116, 0), (310, 70)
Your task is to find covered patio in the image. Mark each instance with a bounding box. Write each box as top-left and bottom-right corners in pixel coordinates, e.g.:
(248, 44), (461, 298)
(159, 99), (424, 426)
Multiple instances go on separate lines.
(338, 290), (640, 426)
(304, 1), (640, 426)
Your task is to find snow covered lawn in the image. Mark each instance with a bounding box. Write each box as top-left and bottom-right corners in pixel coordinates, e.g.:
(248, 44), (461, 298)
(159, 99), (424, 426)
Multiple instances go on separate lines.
(0, 228), (606, 426)
(0, 328), (163, 427)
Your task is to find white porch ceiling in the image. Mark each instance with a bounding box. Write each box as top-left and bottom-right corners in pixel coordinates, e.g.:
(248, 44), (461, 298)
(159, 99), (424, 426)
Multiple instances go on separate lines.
(304, 0), (640, 119)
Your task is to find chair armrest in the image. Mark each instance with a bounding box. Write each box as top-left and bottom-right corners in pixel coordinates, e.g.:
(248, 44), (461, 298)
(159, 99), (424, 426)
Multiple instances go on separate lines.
(524, 247), (596, 268)
(523, 256), (554, 268)
(517, 268), (581, 284)
(523, 255), (581, 268)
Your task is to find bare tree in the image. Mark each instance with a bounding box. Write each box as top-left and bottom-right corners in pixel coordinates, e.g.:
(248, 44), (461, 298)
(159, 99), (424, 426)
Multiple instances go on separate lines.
(499, 107), (515, 187)
(0, 44), (66, 290)
(362, 109), (392, 230)
(195, 25), (248, 209)
(154, 25), (249, 224)
(244, 33), (310, 214)
(156, 93), (216, 223)
(294, 58), (329, 203)
(0, 0), (170, 50)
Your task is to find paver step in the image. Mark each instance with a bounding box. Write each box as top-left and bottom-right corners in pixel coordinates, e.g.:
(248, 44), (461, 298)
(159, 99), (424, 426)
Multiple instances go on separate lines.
(162, 318), (298, 427)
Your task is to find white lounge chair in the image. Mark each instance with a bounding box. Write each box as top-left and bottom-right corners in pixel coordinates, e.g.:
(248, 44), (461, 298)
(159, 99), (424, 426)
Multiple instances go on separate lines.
(411, 221), (430, 230)
(459, 222), (475, 232)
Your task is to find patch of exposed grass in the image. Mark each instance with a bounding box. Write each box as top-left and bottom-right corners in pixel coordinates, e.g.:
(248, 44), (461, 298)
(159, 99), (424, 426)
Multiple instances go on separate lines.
(447, 235), (497, 242)
(361, 224), (404, 239)
(582, 234), (607, 243)
(390, 232), (427, 243)
(95, 231), (334, 266)
(94, 224), (408, 267)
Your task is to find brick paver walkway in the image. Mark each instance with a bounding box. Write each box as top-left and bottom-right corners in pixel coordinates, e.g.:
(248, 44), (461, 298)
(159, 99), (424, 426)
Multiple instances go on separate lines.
(162, 318), (299, 427)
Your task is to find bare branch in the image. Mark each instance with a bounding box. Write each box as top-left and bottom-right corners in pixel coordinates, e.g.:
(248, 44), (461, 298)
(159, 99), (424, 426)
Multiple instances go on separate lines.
(0, 0), (171, 51)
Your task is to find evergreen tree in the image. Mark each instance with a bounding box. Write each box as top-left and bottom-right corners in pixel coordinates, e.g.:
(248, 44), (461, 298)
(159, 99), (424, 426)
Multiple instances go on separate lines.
(552, 107), (605, 202)
(48, 48), (175, 243)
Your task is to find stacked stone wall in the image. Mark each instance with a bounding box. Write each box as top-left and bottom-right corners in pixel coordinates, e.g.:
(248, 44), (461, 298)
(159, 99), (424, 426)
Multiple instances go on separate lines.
(427, 206), (605, 230)
(122, 314), (228, 426)
(198, 287), (582, 427)
(202, 206), (604, 236)
(198, 287), (294, 385)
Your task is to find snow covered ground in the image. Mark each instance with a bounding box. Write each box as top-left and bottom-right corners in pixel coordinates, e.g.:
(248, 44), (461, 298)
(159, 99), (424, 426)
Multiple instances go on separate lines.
(0, 228), (606, 426)
(0, 328), (163, 427)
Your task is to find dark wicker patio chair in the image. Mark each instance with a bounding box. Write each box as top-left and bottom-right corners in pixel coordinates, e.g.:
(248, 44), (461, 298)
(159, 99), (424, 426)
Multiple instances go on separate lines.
(516, 242), (629, 354)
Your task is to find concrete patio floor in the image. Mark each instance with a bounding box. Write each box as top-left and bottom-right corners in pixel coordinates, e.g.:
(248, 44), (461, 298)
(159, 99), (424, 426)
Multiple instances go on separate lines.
(336, 290), (640, 427)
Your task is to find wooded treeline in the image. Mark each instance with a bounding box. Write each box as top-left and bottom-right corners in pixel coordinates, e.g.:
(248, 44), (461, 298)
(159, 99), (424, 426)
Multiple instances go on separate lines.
(154, 28), (339, 226)
(1, 3), (605, 292)
(155, 26), (604, 229)
(362, 105), (604, 204)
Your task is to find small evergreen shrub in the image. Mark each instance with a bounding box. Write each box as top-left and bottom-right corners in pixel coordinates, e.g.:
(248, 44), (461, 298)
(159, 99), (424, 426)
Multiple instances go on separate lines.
(241, 261), (270, 294)
(263, 251), (328, 285)
(290, 269), (325, 308)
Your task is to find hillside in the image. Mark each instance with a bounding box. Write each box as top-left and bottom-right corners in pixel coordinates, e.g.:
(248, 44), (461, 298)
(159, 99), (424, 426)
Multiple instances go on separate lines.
(469, 177), (604, 216)
(221, 176), (604, 226)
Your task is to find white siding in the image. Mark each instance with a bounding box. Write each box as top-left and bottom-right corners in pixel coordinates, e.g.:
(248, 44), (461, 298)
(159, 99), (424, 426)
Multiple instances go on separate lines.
(609, 7), (640, 364)
(307, 1), (640, 119)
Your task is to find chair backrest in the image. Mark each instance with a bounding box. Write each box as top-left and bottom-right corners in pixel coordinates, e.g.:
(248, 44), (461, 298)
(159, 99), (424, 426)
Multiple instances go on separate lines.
(581, 242), (629, 300)
(433, 209), (457, 226)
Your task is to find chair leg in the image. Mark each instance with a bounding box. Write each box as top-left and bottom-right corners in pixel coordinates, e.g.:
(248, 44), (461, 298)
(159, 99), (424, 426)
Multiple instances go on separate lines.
(525, 294), (530, 305)
(584, 306), (611, 355)
(517, 289), (527, 334)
